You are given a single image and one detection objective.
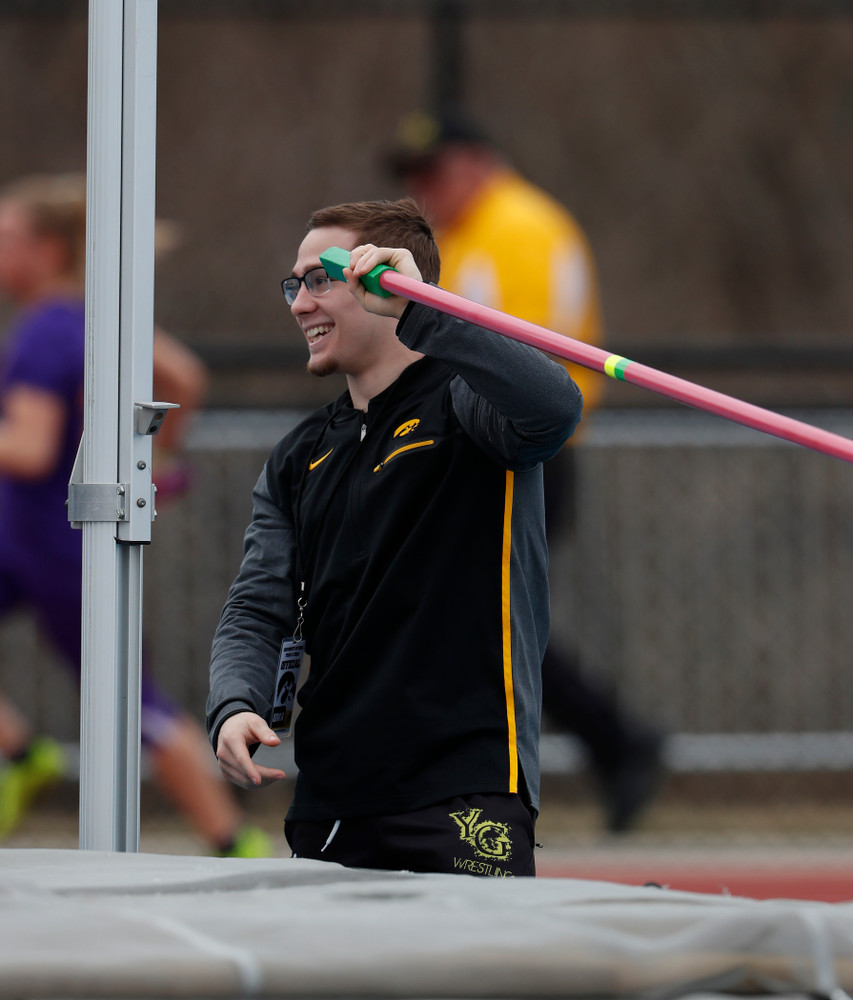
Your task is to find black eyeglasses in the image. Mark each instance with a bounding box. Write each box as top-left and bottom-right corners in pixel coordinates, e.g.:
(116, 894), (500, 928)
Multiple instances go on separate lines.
(281, 266), (334, 305)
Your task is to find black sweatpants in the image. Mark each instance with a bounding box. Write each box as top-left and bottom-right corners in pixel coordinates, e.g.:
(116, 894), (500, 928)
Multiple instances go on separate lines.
(285, 792), (536, 877)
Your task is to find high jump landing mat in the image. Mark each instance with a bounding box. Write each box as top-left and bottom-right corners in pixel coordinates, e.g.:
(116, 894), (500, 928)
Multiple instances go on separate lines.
(2, 848), (853, 999)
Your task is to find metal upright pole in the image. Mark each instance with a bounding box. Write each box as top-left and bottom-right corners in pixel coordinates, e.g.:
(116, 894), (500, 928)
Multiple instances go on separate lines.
(77, 0), (159, 852)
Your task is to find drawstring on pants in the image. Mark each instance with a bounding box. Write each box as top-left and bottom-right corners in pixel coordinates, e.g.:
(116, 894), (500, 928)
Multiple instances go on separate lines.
(321, 819), (341, 853)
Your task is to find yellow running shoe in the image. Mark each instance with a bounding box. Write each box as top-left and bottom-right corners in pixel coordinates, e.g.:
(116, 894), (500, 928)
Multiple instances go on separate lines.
(218, 825), (272, 858)
(0, 736), (65, 839)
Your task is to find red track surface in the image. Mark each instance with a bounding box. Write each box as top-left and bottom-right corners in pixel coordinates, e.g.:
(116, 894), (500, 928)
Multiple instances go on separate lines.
(537, 860), (853, 902)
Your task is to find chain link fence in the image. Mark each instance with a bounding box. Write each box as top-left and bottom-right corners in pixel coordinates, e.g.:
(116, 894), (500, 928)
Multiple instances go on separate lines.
(560, 411), (853, 741)
(3, 408), (852, 771)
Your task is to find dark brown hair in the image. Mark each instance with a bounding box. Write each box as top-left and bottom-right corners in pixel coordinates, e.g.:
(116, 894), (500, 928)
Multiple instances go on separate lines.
(307, 197), (440, 284)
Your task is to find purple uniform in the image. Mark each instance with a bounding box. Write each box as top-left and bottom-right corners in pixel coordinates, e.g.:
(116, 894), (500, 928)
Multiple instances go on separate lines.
(0, 298), (178, 745)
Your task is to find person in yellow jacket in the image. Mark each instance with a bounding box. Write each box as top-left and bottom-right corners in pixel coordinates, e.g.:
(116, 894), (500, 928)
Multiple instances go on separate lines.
(389, 109), (665, 832)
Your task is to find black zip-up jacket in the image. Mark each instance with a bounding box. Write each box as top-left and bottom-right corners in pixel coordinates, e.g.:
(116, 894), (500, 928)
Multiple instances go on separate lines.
(207, 300), (582, 820)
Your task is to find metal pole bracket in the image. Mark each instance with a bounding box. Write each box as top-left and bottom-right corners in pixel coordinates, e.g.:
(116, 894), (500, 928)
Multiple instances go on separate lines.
(68, 481), (129, 527)
(134, 400), (179, 436)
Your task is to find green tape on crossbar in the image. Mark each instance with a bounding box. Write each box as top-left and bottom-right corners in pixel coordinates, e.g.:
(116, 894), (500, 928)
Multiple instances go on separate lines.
(320, 246), (393, 298)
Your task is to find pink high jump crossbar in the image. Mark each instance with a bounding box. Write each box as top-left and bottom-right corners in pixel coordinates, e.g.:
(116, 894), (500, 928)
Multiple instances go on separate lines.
(320, 247), (853, 467)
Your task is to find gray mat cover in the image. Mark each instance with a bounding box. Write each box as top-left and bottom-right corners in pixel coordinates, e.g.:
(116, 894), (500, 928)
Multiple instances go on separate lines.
(1, 849), (851, 999)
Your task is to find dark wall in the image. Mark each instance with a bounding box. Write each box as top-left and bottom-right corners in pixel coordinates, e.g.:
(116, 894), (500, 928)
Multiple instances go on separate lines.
(1, 3), (852, 407)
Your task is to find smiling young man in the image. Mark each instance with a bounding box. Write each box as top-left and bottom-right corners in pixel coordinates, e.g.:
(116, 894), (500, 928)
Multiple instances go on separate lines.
(207, 198), (583, 876)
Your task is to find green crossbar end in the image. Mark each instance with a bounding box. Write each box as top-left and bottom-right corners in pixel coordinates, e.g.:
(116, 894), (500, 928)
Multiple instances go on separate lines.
(320, 246), (393, 298)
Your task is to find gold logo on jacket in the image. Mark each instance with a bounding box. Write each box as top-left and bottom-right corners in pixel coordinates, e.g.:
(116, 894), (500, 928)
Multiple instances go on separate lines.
(393, 419), (420, 438)
(308, 448), (333, 471)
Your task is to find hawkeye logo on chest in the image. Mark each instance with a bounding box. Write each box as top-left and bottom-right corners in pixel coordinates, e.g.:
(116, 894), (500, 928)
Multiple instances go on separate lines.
(393, 419), (420, 438)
